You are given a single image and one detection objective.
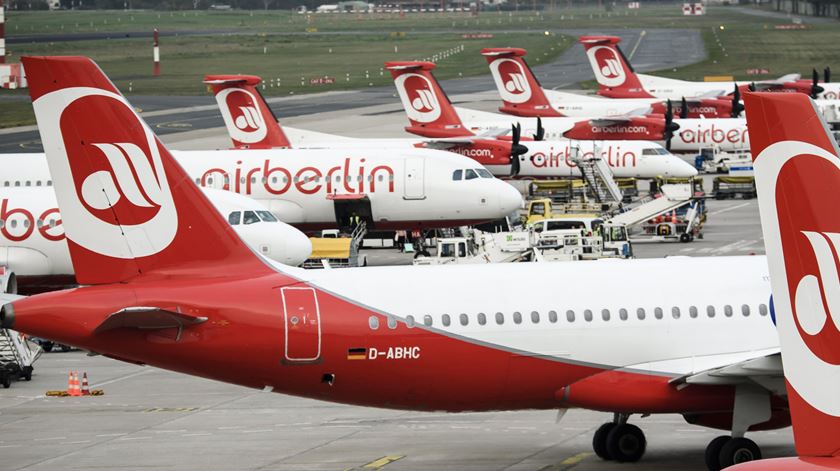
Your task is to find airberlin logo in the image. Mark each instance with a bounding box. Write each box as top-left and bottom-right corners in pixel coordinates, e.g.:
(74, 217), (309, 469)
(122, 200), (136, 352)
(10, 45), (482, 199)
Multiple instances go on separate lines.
(32, 87), (177, 259)
(216, 88), (268, 144)
(756, 141), (840, 417)
(586, 45), (626, 88)
(490, 58), (532, 104)
(0, 200), (64, 243)
(591, 125), (648, 134)
(677, 123), (749, 145)
(529, 144), (638, 169)
(394, 73), (441, 123)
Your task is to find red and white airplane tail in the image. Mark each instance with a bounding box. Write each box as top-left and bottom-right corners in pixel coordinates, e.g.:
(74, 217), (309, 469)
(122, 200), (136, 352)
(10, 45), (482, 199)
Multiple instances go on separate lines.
(748, 91), (840, 462)
(579, 35), (654, 99)
(480, 47), (563, 118)
(24, 56), (268, 285)
(203, 74), (291, 149)
(385, 61), (472, 138)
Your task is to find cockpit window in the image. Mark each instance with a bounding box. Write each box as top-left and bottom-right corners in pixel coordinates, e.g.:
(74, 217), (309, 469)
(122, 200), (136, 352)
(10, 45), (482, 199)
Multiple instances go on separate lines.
(642, 147), (670, 156)
(228, 211), (241, 225)
(476, 168), (493, 178)
(257, 210), (277, 222)
(464, 169), (479, 180)
(243, 211), (260, 225)
(452, 170), (463, 181)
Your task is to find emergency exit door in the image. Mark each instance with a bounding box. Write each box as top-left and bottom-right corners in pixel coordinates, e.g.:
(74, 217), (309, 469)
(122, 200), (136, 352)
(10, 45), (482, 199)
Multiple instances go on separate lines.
(281, 287), (321, 362)
(404, 158), (425, 200)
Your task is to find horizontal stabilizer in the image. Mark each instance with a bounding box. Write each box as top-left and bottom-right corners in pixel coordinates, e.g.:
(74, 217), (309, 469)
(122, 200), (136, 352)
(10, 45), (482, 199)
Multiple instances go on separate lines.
(93, 306), (207, 334)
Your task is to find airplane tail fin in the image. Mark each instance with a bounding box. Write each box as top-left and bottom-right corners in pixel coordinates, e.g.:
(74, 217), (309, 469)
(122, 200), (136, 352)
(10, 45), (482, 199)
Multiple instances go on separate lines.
(385, 61), (472, 138)
(578, 35), (653, 99)
(203, 74), (291, 149)
(480, 47), (562, 117)
(24, 56), (270, 285)
(747, 91), (840, 457)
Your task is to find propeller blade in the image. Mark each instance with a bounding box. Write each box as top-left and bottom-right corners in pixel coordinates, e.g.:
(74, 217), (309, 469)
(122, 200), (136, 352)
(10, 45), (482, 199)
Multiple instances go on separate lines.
(680, 97), (688, 119)
(533, 117), (545, 141)
(731, 85), (744, 118)
(825, 66), (831, 84)
(748, 82), (756, 92)
(812, 68), (825, 98)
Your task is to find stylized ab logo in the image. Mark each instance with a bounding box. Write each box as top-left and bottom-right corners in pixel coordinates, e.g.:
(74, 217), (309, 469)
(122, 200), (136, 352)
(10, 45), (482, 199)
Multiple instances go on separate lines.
(234, 106), (262, 132)
(394, 73), (441, 123)
(216, 88), (268, 144)
(490, 58), (532, 104)
(586, 45), (627, 88)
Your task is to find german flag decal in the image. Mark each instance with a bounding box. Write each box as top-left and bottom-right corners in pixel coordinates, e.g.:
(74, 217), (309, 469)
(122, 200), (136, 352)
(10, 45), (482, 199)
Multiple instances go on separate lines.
(347, 348), (367, 360)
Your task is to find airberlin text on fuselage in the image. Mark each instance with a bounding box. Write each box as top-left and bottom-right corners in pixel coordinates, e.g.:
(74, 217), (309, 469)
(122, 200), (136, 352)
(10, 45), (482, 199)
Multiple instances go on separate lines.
(678, 123), (749, 145)
(200, 158), (396, 196)
(1, 199), (64, 242)
(530, 145), (638, 169)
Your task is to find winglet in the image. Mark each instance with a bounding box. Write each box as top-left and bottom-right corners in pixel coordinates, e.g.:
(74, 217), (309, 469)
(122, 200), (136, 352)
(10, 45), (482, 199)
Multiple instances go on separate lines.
(203, 74), (291, 149)
(747, 91), (840, 458)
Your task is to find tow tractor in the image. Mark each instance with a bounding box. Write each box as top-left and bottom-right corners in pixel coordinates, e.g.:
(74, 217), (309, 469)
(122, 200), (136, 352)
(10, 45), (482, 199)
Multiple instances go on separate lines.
(528, 216), (632, 259)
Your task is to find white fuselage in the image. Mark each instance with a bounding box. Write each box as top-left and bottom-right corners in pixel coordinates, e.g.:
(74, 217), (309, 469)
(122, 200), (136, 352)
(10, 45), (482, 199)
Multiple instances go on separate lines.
(288, 254), (778, 376)
(543, 89), (659, 117)
(0, 149), (523, 230)
(0, 187), (313, 279)
(452, 107), (749, 154)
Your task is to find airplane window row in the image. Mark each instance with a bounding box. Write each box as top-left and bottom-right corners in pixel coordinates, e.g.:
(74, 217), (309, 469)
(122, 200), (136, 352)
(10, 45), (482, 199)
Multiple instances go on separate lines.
(0, 217), (61, 230)
(452, 169), (494, 181)
(366, 303), (770, 330)
(227, 210), (278, 226)
(3, 180), (53, 187)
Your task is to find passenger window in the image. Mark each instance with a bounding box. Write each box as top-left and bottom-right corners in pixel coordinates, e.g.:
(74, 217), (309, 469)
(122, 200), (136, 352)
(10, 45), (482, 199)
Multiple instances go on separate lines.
(11, 220), (17, 228)
(464, 169), (478, 180)
(689, 306), (698, 318)
(566, 310), (575, 322)
(548, 310), (558, 323)
(654, 307), (663, 319)
(442, 314), (451, 327)
(47, 181), (52, 186)
(619, 308), (628, 321)
(759, 304), (768, 316)
(477, 313), (487, 325)
(368, 316), (379, 330)
(452, 170), (462, 180)
(531, 311), (540, 323)
(459, 314), (468, 326)
(495, 312), (504, 325)
(387, 317), (397, 329)
(636, 308), (645, 320)
(724, 305), (733, 317)
(406, 315), (416, 328)
(707, 305), (716, 317)
(513, 312), (522, 324)
(243, 211), (260, 225)
(25, 181), (31, 187)
(672, 307), (681, 319)
(36, 180), (42, 187)
(36, 219), (43, 228)
(423, 315), (433, 326)
(14, 181), (20, 187)
(228, 211), (241, 225)
(584, 309), (593, 322)
(601, 309), (610, 321)
(742, 304), (750, 316)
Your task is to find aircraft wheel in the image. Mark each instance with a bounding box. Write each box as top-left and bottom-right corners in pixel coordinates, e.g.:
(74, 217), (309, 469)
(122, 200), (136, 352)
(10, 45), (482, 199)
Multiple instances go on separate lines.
(680, 233), (691, 243)
(605, 423), (646, 463)
(704, 435), (730, 471)
(2, 376), (10, 389)
(592, 422), (616, 460)
(718, 437), (761, 468)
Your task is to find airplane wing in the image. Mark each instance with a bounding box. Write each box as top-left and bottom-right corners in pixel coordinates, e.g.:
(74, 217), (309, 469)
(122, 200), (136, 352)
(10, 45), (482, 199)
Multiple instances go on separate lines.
(94, 306), (208, 336)
(695, 90), (730, 98)
(775, 73), (801, 82)
(589, 117), (632, 126)
(668, 350), (785, 396)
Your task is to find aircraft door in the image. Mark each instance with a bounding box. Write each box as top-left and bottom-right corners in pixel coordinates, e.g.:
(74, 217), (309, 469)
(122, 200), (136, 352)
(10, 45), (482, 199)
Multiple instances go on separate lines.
(404, 158), (425, 200)
(281, 287), (321, 362)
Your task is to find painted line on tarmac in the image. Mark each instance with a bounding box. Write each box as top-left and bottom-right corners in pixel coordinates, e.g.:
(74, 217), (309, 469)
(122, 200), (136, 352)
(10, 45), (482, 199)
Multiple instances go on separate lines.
(709, 201), (752, 216)
(90, 367), (153, 389)
(538, 452), (593, 471)
(346, 455), (405, 470)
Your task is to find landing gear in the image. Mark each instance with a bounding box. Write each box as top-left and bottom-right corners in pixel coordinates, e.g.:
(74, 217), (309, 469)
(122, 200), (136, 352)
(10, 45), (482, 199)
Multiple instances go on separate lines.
(592, 414), (646, 463)
(704, 436), (761, 470)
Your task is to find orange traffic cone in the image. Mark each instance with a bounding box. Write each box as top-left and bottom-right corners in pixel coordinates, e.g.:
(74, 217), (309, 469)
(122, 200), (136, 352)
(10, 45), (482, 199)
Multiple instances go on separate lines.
(671, 210), (678, 224)
(80, 372), (91, 396)
(67, 371), (81, 396)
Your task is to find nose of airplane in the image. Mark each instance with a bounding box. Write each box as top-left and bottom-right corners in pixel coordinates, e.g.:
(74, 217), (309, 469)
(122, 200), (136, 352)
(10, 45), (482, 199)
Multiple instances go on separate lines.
(497, 180), (524, 215)
(666, 155), (699, 178)
(280, 223), (313, 267)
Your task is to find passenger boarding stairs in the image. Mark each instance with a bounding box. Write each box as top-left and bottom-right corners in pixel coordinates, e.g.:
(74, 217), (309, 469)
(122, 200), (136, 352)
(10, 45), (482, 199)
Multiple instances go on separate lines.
(0, 328), (41, 382)
(607, 184), (693, 228)
(347, 220), (367, 265)
(570, 145), (622, 203)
